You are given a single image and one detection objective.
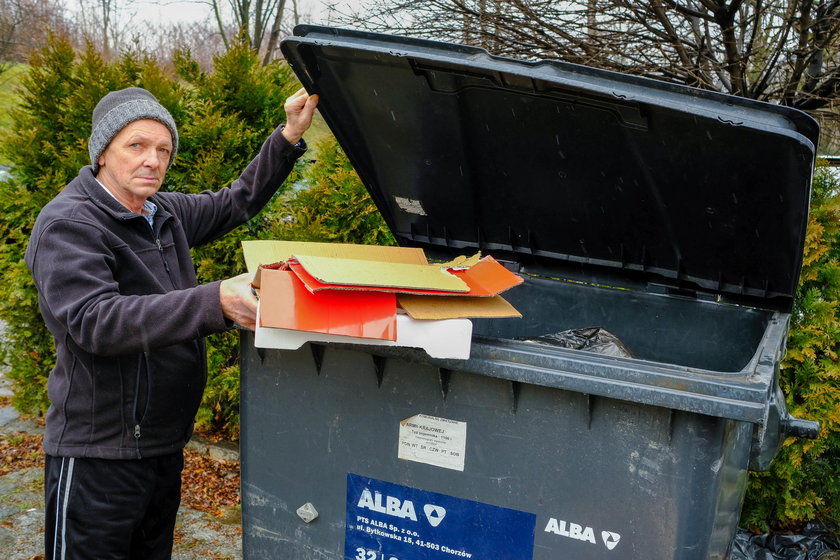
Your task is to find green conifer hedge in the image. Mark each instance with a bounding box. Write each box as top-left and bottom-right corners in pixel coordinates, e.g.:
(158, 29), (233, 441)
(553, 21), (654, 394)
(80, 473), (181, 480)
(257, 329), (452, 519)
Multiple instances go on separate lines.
(278, 134), (396, 246)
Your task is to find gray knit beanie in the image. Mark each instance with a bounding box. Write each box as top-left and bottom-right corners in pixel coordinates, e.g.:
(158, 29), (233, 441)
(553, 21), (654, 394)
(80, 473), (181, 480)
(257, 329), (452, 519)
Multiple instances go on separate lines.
(89, 87), (179, 173)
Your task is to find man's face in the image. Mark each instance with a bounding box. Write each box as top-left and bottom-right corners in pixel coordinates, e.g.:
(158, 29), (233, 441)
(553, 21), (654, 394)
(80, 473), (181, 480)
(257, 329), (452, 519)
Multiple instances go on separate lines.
(96, 119), (173, 213)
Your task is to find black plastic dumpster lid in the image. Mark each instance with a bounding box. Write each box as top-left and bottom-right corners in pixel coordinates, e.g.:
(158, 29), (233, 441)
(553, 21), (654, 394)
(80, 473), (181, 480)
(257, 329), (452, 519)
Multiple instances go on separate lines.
(281, 25), (818, 312)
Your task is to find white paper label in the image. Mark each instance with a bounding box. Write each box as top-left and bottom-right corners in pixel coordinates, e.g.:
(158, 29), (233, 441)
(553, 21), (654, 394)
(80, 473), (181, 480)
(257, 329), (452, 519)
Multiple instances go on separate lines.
(394, 196), (427, 216)
(398, 414), (467, 471)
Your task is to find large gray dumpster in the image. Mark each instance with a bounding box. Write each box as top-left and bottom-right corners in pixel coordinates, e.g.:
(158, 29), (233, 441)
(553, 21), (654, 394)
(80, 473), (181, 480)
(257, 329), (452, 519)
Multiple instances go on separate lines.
(239, 25), (820, 560)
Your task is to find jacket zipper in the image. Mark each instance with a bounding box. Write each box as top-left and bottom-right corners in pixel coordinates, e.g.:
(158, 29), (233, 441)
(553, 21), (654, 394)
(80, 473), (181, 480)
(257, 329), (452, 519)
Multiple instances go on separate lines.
(134, 424), (142, 459)
(155, 237), (173, 276)
(122, 214), (170, 459)
(133, 351), (151, 460)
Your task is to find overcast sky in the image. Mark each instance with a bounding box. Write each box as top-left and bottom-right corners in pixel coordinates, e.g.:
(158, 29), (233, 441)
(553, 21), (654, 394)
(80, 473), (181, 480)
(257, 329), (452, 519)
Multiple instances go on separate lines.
(95, 0), (364, 26)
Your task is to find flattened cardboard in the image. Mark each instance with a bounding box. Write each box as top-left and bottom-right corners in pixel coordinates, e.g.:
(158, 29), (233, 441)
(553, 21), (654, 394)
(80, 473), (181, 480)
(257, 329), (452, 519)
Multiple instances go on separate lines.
(293, 254), (469, 293)
(242, 240), (428, 273)
(285, 253), (521, 300)
(288, 260), (471, 296)
(254, 309), (473, 359)
(242, 240), (523, 344)
(398, 294), (522, 320)
(259, 268), (397, 340)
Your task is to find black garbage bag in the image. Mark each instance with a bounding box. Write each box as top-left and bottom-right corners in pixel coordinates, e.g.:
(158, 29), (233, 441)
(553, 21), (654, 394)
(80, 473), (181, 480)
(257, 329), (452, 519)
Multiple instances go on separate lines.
(729, 522), (839, 560)
(518, 327), (635, 358)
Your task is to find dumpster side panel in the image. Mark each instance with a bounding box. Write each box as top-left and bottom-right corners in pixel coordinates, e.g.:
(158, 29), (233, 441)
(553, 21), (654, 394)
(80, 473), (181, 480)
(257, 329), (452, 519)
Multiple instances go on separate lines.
(240, 335), (752, 560)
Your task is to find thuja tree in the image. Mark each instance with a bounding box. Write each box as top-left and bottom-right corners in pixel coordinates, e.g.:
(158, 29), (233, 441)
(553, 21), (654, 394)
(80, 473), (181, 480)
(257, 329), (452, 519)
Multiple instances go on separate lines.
(0, 35), (305, 437)
(741, 163), (840, 531)
(277, 134), (395, 246)
(170, 42), (304, 437)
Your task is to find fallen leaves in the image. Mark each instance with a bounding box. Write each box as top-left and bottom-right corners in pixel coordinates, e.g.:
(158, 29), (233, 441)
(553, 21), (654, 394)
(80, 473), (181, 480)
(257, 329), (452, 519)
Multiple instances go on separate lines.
(0, 433), (43, 476)
(0, 432), (241, 515)
(181, 449), (241, 516)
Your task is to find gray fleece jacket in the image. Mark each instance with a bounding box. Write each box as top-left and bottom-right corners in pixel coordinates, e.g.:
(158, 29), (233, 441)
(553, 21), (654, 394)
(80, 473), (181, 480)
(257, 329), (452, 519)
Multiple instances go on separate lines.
(25, 127), (305, 460)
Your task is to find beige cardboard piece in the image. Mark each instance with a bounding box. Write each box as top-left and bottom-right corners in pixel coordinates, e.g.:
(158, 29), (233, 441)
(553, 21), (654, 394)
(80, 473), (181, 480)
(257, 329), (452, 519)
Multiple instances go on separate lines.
(398, 294), (522, 319)
(243, 240), (428, 272)
(440, 252), (483, 269)
(293, 254), (469, 293)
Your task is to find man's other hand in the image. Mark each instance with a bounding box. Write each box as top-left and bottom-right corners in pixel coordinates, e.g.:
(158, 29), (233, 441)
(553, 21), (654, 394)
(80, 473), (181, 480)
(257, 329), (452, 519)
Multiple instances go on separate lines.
(220, 273), (259, 331)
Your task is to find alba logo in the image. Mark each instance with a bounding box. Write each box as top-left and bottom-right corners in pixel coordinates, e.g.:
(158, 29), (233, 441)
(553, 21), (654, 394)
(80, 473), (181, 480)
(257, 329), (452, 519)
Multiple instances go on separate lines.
(357, 489), (418, 521)
(545, 518), (622, 551)
(423, 504), (447, 527)
(601, 531), (621, 551)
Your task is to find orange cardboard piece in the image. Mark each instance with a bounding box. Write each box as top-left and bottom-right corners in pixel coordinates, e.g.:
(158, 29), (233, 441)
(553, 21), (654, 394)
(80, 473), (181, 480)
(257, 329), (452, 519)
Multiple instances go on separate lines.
(398, 294), (522, 319)
(448, 255), (523, 296)
(258, 268), (397, 341)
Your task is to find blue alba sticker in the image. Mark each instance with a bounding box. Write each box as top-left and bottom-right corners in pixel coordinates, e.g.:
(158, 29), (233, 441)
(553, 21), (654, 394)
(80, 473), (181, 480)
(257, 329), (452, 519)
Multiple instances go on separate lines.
(344, 473), (536, 560)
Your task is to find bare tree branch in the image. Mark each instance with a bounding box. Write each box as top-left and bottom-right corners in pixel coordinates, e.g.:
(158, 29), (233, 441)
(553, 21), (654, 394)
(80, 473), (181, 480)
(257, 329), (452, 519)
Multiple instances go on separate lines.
(334, 0), (840, 122)
(262, 0), (286, 65)
(202, 0), (294, 63)
(0, 0), (70, 71)
(212, 0), (231, 50)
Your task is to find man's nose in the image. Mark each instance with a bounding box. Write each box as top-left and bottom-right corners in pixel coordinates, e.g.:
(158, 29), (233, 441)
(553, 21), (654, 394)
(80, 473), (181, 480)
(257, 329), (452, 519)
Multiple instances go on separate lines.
(143, 148), (165, 167)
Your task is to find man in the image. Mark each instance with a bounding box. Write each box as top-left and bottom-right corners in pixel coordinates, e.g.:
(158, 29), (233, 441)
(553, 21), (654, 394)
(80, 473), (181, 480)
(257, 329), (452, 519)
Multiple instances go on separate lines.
(25, 85), (318, 559)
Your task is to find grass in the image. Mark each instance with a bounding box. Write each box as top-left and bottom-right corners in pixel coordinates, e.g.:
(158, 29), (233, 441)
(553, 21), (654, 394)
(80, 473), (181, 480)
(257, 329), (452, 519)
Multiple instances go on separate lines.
(306, 110), (333, 147)
(0, 63), (27, 168)
(0, 64), (27, 133)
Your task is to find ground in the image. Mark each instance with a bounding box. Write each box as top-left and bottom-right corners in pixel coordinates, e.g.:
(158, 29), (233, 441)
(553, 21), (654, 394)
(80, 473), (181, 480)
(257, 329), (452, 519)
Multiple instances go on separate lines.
(0, 393), (244, 560)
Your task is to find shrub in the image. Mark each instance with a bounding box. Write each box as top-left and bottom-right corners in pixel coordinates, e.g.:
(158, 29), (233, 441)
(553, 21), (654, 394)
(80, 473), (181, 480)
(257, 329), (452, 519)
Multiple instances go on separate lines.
(276, 134), (396, 246)
(741, 162), (840, 531)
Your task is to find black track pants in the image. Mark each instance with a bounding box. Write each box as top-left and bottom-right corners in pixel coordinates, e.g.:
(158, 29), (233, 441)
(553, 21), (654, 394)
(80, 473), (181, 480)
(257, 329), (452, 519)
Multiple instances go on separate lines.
(44, 452), (184, 560)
